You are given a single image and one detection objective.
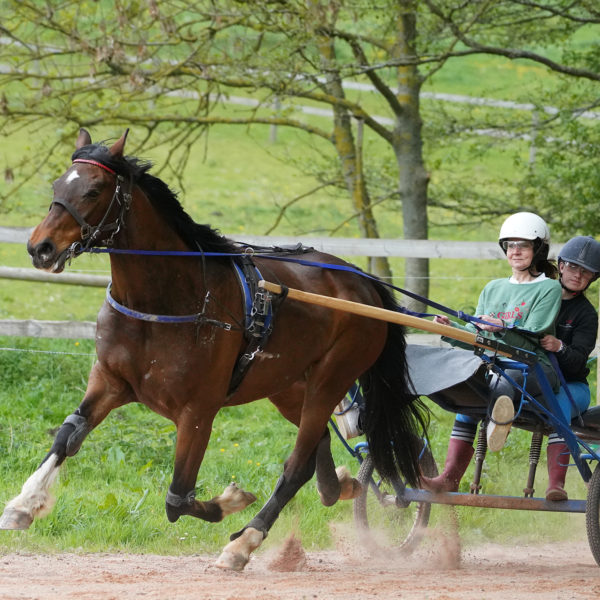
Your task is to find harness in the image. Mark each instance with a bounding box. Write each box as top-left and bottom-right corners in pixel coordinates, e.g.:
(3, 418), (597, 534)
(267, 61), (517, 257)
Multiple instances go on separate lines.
(104, 254), (287, 395)
(229, 255), (286, 394)
(61, 156), (296, 394)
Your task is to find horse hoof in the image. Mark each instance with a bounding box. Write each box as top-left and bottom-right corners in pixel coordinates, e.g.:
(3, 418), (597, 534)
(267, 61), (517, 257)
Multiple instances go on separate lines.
(214, 549), (248, 572)
(214, 527), (264, 571)
(0, 508), (33, 530)
(218, 483), (257, 517)
(337, 466), (363, 500)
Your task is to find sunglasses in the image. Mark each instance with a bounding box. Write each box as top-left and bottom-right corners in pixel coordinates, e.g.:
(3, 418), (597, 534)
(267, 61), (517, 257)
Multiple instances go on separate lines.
(563, 261), (595, 278)
(501, 240), (534, 251)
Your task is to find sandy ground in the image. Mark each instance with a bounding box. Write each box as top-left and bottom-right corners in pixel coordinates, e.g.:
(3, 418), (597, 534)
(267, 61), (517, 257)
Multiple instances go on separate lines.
(1, 533), (599, 600)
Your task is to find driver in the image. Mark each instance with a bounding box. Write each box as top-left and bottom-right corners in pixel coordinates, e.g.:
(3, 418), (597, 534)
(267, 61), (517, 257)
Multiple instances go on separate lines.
(421, 212), (562, 493)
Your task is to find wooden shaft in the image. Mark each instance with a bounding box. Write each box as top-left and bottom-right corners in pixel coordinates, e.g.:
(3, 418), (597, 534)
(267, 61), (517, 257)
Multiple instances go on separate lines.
(259, 279), (512, 357)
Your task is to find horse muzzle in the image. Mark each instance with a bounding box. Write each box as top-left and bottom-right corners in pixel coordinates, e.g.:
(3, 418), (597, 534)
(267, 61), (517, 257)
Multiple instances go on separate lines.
(27, 237), (69, 272)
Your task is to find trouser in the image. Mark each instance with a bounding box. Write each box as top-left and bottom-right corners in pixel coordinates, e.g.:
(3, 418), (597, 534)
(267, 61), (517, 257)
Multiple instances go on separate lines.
(454, 360), (559, 438)
(554, 382), (590, 423)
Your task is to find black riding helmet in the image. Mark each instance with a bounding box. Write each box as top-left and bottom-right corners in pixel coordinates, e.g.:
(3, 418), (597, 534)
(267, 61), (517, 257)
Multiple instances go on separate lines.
(558, 235), (600, 292)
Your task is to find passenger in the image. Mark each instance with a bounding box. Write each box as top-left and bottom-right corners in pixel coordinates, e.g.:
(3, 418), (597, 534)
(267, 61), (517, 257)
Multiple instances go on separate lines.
(421, 212), (562, 493)
(539, 236), (600, 501)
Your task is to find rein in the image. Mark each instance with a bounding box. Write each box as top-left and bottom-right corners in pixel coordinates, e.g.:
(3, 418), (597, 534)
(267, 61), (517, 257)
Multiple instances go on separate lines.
(87, 246), (521, 334)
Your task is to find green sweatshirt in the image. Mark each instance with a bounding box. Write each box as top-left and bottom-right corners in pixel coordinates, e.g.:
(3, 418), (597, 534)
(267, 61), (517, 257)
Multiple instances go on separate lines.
(446, 275), (562, 365)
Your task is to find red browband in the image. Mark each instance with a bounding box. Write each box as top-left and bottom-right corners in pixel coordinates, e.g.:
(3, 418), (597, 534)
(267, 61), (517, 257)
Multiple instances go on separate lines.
(72, 158), (116, 175)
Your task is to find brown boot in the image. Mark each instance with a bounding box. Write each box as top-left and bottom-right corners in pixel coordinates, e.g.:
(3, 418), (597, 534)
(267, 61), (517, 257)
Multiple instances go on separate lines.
(545, 442), (569, 501)
(420, 438), (474, 493)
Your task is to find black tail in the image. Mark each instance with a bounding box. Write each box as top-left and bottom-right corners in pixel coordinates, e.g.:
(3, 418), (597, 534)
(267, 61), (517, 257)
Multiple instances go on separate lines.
(359, 280), (430, 486)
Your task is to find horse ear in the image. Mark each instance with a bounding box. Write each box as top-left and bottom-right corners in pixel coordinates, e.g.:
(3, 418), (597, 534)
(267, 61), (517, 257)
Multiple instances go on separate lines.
(109, 129), (130, 158)
(76, 128), (92, 149)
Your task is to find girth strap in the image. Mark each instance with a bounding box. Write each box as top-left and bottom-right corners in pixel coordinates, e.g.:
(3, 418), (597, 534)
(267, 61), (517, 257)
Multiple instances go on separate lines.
(228, 256), (284, 394)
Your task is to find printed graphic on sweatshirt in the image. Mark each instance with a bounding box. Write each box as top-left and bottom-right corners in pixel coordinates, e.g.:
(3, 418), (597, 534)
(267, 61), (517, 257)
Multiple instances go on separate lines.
(492, 301), (527, 325)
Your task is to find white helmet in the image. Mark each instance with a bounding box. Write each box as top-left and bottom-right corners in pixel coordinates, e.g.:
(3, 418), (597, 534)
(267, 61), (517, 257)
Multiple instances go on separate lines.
(498, 212), (550, 244)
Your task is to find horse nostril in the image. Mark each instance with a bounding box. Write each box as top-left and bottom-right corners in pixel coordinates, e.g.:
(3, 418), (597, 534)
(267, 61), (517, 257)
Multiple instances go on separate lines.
(28, 239), (56, 263)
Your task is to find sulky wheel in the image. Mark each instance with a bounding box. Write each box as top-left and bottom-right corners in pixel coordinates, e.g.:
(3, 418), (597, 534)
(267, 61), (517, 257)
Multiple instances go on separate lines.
(585, 461), (600, 566)
(353, 442), (438, 555)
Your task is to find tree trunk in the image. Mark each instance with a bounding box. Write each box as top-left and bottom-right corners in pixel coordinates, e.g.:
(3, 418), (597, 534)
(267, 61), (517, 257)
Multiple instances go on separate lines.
(392, 2), (430, 312)
(313, 4), (392, 280)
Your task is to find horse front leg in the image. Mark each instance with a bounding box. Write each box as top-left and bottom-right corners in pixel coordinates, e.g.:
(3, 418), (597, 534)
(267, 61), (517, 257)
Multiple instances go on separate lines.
(164, 415), (256, 525)
(215, 435), (320, 571)
(0, 363), (130, 530)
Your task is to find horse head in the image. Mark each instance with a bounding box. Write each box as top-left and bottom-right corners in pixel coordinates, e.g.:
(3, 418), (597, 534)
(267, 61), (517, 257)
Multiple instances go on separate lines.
(27, 128), (130, 272)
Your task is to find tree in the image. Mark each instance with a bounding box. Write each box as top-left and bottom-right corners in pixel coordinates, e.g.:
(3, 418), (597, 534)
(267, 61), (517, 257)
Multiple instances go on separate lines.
(1, 1), (599, 307)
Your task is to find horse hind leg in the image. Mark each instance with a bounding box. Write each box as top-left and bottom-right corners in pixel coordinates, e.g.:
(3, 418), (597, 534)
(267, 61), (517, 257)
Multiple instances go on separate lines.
(315, 429), (361, 505)
(214, 527), (265, 572)
(215, 442), (364, 571)
(332, 466), (362, 501)
(215, 461), (358, 570)
(215, 441), (320, 571)
(270, 387), (361, 507)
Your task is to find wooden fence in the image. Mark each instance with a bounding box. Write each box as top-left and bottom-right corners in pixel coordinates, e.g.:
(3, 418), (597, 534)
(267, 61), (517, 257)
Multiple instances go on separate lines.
(1, 227), (597, 403)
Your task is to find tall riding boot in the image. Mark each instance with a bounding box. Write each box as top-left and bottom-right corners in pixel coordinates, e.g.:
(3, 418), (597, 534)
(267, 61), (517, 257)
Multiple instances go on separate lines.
(545, 442), (569, 501)
(420, 438), (474, 493)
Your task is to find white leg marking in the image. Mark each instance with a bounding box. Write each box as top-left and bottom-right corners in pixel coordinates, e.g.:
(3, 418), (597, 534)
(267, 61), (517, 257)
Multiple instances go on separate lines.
(215, 527), (264, 571)
(5, 453), (60, 519)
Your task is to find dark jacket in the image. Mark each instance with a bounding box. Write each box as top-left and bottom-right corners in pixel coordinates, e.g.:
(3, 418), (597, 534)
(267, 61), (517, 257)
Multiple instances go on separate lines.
(555, 294), (598, 383)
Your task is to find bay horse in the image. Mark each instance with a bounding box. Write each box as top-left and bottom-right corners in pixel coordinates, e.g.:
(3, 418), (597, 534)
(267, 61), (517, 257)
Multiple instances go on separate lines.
(0, 128), (428, 570)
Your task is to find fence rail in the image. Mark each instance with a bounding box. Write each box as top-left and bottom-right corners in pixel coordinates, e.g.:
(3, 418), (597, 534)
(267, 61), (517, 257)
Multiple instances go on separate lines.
(0, 319), (96, 339)
(0, 318), (442, 348)
(2, 226), (567, 265)
(0, 266), (110, 287)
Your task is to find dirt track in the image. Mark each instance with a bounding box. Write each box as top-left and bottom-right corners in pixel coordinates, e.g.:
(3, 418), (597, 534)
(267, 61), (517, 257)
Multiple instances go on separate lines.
(1, 537), (598, 600)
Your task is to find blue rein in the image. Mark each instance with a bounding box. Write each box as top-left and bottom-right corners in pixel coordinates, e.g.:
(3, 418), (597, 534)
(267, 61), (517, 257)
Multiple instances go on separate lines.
(88, 246), (510, 332)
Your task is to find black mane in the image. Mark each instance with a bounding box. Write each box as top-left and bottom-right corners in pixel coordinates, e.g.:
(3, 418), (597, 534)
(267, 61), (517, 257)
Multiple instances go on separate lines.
(71, 143), (238, 253)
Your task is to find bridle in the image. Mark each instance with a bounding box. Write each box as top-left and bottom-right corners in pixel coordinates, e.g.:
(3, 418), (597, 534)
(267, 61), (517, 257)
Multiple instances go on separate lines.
(51, 158), (133, 259)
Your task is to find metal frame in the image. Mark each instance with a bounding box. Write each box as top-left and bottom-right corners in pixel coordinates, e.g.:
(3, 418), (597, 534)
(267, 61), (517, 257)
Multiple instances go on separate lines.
(331, 357), (600, 514)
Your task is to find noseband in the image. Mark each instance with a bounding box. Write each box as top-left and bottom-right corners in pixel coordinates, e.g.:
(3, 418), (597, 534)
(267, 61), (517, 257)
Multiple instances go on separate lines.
(52, 158), (133, 258)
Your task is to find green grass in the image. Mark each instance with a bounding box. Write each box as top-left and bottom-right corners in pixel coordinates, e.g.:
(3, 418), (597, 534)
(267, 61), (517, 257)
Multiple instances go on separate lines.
(0, 337), (356, 554)
(0, 336), (596, 557)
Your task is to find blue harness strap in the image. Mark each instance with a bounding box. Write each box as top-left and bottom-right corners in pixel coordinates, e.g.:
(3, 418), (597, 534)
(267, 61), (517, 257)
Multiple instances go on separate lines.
(232, 261), (273, 333)
(228, 257), (278, 394)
